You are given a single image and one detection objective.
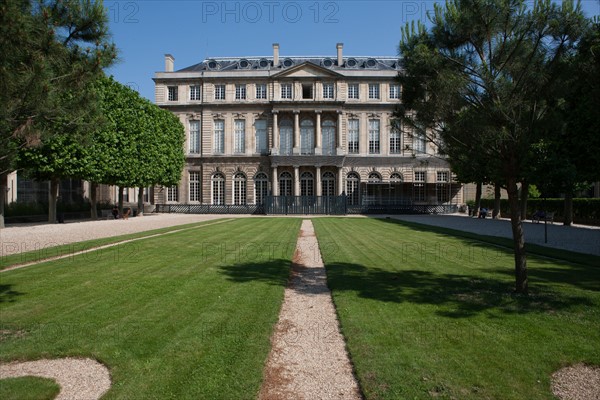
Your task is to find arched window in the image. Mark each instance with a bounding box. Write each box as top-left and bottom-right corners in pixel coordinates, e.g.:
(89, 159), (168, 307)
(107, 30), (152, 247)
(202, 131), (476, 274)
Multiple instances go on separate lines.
(390, 173), (403, 182)
(212, 173), (225, 205)
(322, 120), (336, 155)
(233, 172), (247, 205)
(279, 171), (293, 196)
(368, 172), (382, 182)
(300, 119), (314, 155)
(322, 171), (336, 196)
(346, 172), (360, 205)
(254, 172), (268, 204)
(300, 171), (314, 196)
(279, 119), (293, 156)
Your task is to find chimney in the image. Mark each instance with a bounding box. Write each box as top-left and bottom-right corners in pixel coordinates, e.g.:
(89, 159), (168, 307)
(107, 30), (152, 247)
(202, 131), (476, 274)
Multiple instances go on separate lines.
(165, 54), (175, 72)
(336, 43), (343, 66)
(273, 43), (280, 66)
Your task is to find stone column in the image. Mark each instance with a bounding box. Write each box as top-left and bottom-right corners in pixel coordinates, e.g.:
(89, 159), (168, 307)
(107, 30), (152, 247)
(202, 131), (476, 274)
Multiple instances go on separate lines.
(338, 168), (344, 195)
(315, 110), (322, 154)
(293, 110), (300, 154)
(272, 111), (279, 154)
(337, 111), (344, 153)
(294, 166), (300, 196)
(272, 166), (278, 196)
(316, 166), (322, 196)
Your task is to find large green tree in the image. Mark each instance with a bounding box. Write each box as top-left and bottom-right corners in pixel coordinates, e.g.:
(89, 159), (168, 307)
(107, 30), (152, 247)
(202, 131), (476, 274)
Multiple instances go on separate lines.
(0, 0), (116, 227)
(396, 0), (587, 293)
(87, 76), (185, 217)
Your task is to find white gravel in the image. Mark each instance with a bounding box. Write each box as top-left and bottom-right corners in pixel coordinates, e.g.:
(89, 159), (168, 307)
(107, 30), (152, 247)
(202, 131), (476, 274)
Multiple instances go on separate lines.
(0, 358), (111, 400)
(0, 214), (229, 258)
(259, 220), (361, 400)
(551, 364), (600, 400)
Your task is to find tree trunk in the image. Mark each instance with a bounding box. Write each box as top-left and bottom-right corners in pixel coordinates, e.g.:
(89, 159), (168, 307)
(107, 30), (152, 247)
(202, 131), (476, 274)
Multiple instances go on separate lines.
(49, 178), (59, 223)
(564, 190), (573, 226)
(474, 182), (482, 217)
(519, 181), (529, 221)
(118, 186), (124, 215)
(90, 182), (98, 219)
(137, 187), (144, 217)
(493, 182), (501, 219)
(0, 172), (7, 229)
(507, 177), (528, 294)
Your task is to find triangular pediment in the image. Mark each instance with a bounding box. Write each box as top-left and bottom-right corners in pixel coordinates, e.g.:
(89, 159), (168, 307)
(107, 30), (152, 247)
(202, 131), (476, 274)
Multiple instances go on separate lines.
(272, 62), (343, 79)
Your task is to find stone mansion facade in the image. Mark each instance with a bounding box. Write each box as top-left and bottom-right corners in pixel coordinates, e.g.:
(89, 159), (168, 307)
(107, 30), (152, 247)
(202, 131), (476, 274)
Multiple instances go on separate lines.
(152, 44), (463, 209)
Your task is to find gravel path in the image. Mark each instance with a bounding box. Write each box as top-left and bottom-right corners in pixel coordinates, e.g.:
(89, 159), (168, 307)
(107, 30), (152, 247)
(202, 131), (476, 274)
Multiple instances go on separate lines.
(0, 214), (230, 258)
(385, 214), (600, 256)
(552, 364), (600, 400)
(0, 358), (111, 400)
(259, 220), (361, 400)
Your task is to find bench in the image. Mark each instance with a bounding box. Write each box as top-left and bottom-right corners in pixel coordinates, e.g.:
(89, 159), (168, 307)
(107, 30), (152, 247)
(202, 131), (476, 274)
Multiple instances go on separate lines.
(100, 209), (114, 220)
(532, 212), (554, 224)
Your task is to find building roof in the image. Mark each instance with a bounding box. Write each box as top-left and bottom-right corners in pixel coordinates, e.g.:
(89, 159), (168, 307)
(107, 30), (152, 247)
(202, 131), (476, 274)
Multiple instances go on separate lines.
(177, 56), (401, 73)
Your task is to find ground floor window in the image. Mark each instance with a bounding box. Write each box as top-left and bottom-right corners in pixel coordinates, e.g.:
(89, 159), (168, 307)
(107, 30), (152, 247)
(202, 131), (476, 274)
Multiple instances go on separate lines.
(322, 172), (335, 196)
(279, 172), (293, 196)
(300, 172), (314, 196)
(212, 173), (225, 205)
(254, 173), (268, 204)
(233, 172), (247, 205)
(346, 172), (360, 205)
(189, 172), (200, 202)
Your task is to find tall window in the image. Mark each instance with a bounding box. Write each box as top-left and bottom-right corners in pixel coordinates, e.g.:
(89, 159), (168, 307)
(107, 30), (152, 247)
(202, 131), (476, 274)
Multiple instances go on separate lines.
(235, 84), (246, 100)
(189, 172), (200, 202)
(233, 172), (247, 205)
(322, 172), (335, 196)
(189, 120), (200, 154)
(390, 128), (401, 154)
(167, 185), (178, 202)
(234, 119), (245, 153)
(368, 119), (380, 154)
(213, 120), (224, 154)
(256, 83), (267, 99)
(281, 83), (292, 99)
(322, 120), (335, 155)
(254, 173), (268, 204)
(414, 171), (426, 202)
(389, 84), (401, 99)
(212, 173), (225, 205)
(255, 120), (267, 154)
(346, 172), (360, 205)
(279, 119), (293, 155)
(300, 172), (314, 196)
(168, 86), (178, 101)
(300, 119), (314, 155)
(347, 119), (359, 154)
(436, 171), (450, 204)
(190, 85), (201, 101)
(414, 132), (426, 154)
(279, 172), (293, 196)
(323, 83), (334, 99)
(214, 84), (225, 100)
(368, 83), (380, 99)
(348, 83), (359, 99)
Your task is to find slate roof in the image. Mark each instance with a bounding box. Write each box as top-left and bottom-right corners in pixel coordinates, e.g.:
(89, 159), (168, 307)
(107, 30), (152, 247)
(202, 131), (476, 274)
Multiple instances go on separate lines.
(177, 56), (401, 73)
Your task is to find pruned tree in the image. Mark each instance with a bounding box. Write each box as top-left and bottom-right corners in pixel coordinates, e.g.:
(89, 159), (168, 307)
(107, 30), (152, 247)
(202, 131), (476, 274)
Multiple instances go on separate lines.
(396, 0), (587, 293)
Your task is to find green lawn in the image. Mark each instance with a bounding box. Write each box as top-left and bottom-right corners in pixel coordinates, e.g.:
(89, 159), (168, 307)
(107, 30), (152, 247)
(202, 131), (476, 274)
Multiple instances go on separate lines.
(0, 377), (60, 400)
(0, 218), (301, 399)
(313, 217), (600, 400)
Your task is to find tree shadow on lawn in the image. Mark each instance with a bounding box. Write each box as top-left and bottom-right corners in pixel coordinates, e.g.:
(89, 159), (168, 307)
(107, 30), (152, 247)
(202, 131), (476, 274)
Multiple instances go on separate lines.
(325, 263), (595, 318)
(218, 259), (292, 288)
(0, 284), (23, 304)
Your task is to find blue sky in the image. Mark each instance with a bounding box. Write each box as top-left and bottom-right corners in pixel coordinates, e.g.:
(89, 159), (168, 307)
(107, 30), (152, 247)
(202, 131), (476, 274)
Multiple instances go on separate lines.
(104, 0), (600, 101)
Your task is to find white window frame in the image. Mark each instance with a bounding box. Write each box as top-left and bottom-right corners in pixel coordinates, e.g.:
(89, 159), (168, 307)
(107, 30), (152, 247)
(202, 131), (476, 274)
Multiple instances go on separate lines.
(323, 83), (334, 99)
(390, 128), (401, 154)
(190, 85), (201, 101)
(389, 84), (401, 99)
(254, 173), (268, 204)
(212, 173), (225, 205)
(368, 119), (380, 154)
(348, 83), (359, 99)
(233, 172), (247, 205)
(213, 120), (224, 154)
(167, 86), (178, 101)
(189, 120), (200, 154)
(346, 172), (360, 205)
(167, 185), (179, 203)
(214, 84), (225, 100)
(347, 119), (359, 154)
(189, 171), (201, 202)
(414, 132), (426, 154)
(255, 83), (267, 99)
(255, 120), (268, 154)
(281, 83), (293, 99)
(235, 84), (246, 100)
(368, 83), (380, 99)
(234, 119), (245, 153)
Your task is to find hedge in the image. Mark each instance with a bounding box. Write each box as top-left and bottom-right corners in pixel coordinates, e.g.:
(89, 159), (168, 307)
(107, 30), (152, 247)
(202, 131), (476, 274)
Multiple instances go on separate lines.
(466, 198), (600, 224)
